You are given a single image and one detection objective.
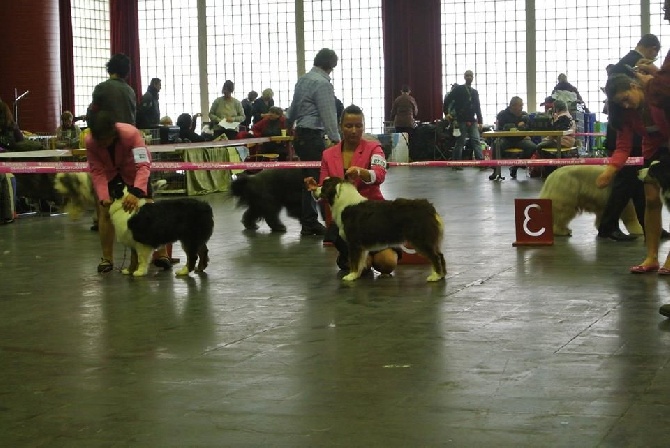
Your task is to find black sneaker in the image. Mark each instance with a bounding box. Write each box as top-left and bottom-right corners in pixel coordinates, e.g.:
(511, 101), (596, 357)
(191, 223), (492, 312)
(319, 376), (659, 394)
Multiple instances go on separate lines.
(660, 304), (670, 318)
(97, 258), (114, 273)
(597, 230), (638, 241)
(300, 223), (326, 236)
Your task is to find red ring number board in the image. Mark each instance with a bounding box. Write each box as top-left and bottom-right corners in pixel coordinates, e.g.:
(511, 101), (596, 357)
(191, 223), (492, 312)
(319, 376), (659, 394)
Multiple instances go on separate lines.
(513, 199), (554, 246)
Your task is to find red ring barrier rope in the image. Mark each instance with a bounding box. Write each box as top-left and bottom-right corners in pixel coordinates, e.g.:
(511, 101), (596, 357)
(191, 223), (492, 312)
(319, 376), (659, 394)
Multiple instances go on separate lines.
(0, 157), (644, 174)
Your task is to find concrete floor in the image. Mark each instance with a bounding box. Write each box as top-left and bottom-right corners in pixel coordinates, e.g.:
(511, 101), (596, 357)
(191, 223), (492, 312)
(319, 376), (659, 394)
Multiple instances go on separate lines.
(2, 166), (670, 447)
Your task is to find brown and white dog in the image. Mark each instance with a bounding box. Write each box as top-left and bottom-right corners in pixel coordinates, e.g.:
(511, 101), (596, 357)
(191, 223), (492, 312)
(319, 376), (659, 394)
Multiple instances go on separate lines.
(317, 177), (446, 282)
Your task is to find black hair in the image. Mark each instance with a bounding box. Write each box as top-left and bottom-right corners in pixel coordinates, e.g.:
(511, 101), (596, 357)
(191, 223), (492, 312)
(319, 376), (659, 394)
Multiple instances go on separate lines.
(150, 78), (161, 86)
(313, 48), (338, 71)
(176, 113), (192, 129)
(340, 104), (364, 124)
(106, 53), (131, 78)
(222, 80), (235, 94)
(89, 111), (117, 141)
(605, 73), (641, 130)
(401, 85), (411, 92)
(638, 34), (661, 49)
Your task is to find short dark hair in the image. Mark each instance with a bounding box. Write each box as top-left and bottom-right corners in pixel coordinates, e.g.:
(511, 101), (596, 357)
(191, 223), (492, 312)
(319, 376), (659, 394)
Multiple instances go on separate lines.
(638, 34), (660, 48)
(90, 111), (117, 141)
(401, 85), (411, 92)
(340, 104), (364, 124)
(150, 78), (161, 86)
(313, 48), (338, 71)
(222, 80), (235, 94)
(106, 53), (131, 78)
(176, 113), (192, 129)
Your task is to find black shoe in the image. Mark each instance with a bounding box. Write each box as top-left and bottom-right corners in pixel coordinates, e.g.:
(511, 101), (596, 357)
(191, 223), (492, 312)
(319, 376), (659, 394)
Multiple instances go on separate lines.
(300, 223), (326, 236)
(597, 230), (638, 241)
(152, 256), (172, 270)
(509, 167), (518, 179)
(661, 230), (670, 240)
(660, 304), (670, 318)
(97, 258), (114, 273)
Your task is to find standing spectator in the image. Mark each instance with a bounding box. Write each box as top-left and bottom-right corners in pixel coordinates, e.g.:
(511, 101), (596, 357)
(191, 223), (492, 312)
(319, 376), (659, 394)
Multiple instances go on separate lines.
(287, 48), (341, 236)
(136, 78), (162, 129)
(495, 97), (537, 179)
(390, 85), (418, 135)
(87, 53), (136, 126)
(86, 111), (170, 273)
(252, 88), (275, 125)
(610, 34), (661, 76)
(54, 111), (81, 149)
(241, 91), (258, 129)
(209, 80), (245, 140)
(443, 70), (484, 165)
(551, 73), (584, 102)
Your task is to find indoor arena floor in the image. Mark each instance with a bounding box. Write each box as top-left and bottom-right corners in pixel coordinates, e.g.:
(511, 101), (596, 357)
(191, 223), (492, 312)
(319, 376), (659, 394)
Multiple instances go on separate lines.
(3, 166), (670, 447)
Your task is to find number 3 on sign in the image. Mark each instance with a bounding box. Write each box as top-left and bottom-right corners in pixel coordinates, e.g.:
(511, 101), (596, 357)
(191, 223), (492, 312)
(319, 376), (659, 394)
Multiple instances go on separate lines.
(513, 199), (553, 246)
(523, 204), (546, 237)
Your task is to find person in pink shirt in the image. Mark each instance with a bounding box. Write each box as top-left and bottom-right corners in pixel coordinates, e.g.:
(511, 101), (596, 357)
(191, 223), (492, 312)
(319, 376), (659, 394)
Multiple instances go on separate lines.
(596, 73), (670, 274)
(86, 111), (169, 273)
(306, 104), (398, 274)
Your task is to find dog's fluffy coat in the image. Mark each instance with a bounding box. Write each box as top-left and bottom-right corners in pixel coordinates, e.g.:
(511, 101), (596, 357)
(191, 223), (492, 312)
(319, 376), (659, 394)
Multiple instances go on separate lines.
(539, 165), (643, 236)
(53, 173), (97, 219)
(230, 169), (305, 232)
(109, 194), (214, 276)
(318, 177), (446, 282)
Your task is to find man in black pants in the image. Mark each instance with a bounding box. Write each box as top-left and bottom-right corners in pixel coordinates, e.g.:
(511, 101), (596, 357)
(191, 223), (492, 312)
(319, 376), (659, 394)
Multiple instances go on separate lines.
(598, 34), (662, 241)
(596, 130), (645, 241)
(287, 48), (341, 236)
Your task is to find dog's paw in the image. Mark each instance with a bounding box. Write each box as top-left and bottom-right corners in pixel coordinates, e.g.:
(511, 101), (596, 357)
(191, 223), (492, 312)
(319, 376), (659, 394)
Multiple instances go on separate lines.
(132, 269), (148, 277)
(426, 272), (445, 282)
(121, 268), (131, 275)
(175, 266), (190, 276)
(342, 272), (360, 281)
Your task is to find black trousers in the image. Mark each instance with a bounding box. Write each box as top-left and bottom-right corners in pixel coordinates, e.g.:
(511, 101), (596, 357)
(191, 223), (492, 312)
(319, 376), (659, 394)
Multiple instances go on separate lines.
(597, 165), (645, 234)
(293, 128), (326, 226)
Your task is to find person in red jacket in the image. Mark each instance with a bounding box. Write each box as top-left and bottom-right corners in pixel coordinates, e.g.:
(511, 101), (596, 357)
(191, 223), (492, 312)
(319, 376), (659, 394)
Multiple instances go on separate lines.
(306, 104), (398, 274)
(86, 111), (169, 273)
(596, 73), (670, 275)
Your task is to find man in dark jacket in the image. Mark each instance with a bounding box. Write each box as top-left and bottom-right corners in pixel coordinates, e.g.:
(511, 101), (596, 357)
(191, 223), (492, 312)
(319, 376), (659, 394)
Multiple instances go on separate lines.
(597, 34), (661, 242)
(136, 78), (161, 129)
(496, 96), (536, 178)
(443, 70), (483, 167)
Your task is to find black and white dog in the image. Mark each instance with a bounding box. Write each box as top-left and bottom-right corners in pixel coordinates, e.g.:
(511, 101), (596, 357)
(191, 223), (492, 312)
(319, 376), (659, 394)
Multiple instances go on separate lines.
(317, 177), (446, 282)
(230, 169), (305, 232)
(109, 191), (214, 277)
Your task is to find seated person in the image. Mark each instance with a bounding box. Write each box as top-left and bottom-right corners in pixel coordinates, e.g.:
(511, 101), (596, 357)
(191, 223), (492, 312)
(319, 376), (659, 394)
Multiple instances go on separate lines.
(536, 99), (576, 156)
(250, 106), (288, 160)
(552, 73), (583, 102)
(55, 111), (81, 149)
(176, 113), (205, 142)
(495, 96), (537, 178)
(251, 88), (274, 125)
(0, 100), (24, 150)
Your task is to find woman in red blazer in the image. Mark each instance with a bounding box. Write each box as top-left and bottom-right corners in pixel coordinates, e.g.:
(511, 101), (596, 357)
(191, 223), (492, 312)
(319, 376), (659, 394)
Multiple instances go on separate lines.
(87, 111), (169, 273)
(307, 104), (397, 274)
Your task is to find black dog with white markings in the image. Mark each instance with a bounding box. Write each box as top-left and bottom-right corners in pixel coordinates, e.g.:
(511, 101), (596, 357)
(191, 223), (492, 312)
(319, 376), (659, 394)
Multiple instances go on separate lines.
(230, 169), (305, 232)
(318, 176), (446, 282)
(112, 196), (214, 276)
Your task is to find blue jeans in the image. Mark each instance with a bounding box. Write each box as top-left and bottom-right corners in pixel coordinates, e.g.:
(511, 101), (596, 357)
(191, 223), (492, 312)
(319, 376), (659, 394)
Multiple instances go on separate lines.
(452, 122), (482, 160)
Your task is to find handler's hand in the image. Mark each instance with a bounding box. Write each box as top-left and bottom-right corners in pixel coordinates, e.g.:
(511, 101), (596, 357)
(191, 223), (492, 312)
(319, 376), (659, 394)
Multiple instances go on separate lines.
(345, 166), (363, 180)
(304, 176), (318, 191)
(122, 193), (140, 212)
(596, 165), (617, 188)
